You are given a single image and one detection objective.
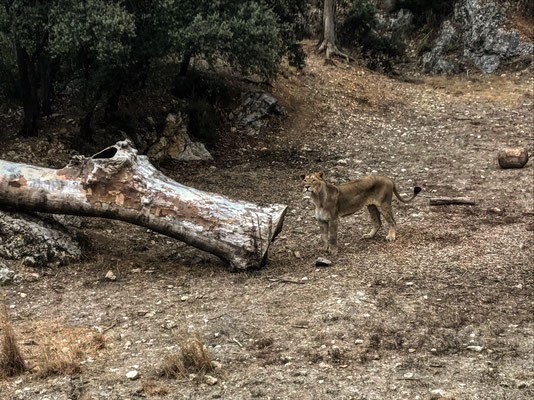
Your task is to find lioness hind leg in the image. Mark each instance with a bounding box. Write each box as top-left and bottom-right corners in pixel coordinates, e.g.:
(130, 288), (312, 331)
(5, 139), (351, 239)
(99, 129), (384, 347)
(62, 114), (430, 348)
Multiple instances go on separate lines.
(318, 220), (329, 251)
(363, 205), (381, 239)
(378, 205), (397, 241)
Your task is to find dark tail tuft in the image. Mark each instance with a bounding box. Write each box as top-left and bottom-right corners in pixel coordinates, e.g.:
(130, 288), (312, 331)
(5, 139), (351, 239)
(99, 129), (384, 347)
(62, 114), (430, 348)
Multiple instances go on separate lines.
(414, 186), (422, 195)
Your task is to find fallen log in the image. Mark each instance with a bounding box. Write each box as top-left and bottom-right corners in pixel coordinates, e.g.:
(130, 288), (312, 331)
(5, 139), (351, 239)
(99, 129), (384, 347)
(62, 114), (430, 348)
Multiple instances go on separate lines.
(0, 140), (287, 270)
(429, 197), (476, 206)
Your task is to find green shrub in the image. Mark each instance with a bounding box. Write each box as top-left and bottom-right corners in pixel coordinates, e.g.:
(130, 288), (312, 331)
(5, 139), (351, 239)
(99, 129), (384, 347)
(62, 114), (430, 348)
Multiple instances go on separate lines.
(393, 0), (455, 24)
(340, 0), (406, 71)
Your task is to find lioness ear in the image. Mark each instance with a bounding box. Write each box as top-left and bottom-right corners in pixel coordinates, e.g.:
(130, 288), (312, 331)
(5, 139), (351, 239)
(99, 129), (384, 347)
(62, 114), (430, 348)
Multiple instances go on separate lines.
(317, 171), (325, 179)
(299, 174), (306, 180)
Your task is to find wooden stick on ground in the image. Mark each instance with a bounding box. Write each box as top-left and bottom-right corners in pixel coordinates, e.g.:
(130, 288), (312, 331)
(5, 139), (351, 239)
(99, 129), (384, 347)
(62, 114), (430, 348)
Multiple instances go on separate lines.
(429, 197), (476, 206)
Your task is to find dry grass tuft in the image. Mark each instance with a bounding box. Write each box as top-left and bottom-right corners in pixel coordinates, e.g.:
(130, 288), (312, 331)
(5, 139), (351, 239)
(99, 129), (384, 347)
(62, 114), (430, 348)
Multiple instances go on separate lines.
(0, 303), (26, 377)
(158, 334), (214, 379)
(23, 319), (107, 378)
(142, 379), (169, 396)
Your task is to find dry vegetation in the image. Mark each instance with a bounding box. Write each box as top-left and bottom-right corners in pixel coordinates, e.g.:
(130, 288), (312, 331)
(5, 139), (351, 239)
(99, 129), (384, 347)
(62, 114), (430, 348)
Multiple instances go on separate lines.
(0, 303), (26, 378)
(157, 335), (214, 379)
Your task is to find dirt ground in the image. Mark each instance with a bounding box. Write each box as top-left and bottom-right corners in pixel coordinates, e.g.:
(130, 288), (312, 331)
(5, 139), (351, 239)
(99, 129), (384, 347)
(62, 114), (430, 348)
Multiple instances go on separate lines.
(1, 44), (533, 399)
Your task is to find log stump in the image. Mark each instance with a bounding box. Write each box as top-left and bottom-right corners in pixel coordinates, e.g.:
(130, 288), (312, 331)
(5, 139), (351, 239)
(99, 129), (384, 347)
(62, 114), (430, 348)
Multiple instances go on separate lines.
(498, 147), (529, 169)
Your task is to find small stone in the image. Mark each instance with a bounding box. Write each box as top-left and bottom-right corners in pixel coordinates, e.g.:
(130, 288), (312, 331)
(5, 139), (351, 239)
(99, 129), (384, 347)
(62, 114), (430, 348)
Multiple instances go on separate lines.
(294, 251), (302, 259)
(403, 372), (414, 379)
(408, 348), (416, 353)
(467, 345), (483, 352)
(105, 270), (116, 281)
(126, 370), (139, 380)
(180, 295), (188, 301)
(22, 256), (36, 267)
(315, 257), (332, 267)
(354, 339), (364, 345)
(204, 375), (218, 385)
(0, 265), (16, 286)
(137, 310), (148, 316)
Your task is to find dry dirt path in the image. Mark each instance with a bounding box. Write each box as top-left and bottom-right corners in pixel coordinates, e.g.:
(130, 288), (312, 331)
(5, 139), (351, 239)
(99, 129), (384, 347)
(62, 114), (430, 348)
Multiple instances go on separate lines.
(1, 48), (533, 399)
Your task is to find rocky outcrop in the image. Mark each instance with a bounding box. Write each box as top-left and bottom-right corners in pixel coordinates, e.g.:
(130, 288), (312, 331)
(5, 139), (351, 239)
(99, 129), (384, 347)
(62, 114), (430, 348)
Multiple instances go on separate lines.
(147, 113), (212, 162)
(422, 0), (533, 74)
(0, 211), (83, 267)
(233, 92), (284, 136)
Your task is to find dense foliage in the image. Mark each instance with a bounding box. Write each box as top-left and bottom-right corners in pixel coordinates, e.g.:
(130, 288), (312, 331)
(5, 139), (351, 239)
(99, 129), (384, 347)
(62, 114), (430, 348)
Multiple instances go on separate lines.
(0, 0), (305, 137)
(392, 0), (455, 24)
(340, 0), (405, 72)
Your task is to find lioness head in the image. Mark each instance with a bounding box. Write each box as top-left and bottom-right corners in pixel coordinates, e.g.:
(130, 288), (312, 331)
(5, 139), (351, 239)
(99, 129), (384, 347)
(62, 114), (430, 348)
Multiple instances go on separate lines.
(300, 171), (326, 194)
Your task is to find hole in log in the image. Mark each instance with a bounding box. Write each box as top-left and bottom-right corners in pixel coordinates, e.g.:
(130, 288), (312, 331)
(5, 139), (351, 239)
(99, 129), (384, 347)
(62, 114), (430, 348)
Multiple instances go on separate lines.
(92, 147), (118, 159)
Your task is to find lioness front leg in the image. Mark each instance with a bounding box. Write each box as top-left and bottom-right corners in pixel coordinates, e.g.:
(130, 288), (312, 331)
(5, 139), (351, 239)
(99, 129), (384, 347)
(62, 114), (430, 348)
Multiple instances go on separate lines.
(318, 220), (329, 251)
(327, 219), (338, 254)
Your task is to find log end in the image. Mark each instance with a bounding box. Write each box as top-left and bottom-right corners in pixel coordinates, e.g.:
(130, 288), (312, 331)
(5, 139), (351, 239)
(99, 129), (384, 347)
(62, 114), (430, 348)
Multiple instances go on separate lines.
(498, 147), (529, 169)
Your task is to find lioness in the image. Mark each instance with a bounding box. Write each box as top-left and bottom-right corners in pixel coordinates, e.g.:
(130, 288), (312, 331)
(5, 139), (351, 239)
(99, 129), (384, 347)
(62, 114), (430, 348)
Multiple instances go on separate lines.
(301, 171), (421, 254)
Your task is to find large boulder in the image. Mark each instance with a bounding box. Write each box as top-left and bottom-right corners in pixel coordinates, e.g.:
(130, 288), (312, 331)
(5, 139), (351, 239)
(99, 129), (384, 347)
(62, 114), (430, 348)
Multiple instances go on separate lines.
(147, 113), (212, 162)
(233, 92), (284, 136)
(0, 211), (83, 267)
(422, 0), (533, 74)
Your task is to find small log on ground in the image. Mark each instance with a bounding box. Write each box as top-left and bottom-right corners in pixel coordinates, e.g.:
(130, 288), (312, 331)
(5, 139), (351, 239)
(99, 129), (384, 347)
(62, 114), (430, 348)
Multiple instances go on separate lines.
(429, 197), (476, 206)
(498, 147), (529, 169)
(0, 140), (287, 270)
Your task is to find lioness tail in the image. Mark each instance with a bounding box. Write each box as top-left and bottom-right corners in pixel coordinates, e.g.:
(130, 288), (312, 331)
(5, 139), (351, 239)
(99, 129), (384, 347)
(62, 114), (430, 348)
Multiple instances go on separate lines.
(393, 185), (421, 203)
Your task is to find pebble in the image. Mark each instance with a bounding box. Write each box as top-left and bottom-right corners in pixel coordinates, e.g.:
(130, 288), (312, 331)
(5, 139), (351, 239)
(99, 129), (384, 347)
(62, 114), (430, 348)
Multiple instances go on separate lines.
(467, 345), (483, 352)
(204, 375), (218, 385)
(315, 257), (332, 267)
(105, 270), (116, 281)
(126, 370), (139, 380)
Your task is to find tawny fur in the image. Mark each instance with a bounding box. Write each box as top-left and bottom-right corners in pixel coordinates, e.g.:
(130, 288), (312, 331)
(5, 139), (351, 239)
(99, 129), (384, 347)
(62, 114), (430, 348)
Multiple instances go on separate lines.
(301, 171), (421, 254)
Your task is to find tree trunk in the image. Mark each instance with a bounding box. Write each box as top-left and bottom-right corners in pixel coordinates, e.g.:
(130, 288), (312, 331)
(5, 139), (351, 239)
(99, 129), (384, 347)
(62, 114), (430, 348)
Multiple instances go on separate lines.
(317, 0), (349, 61)
(15, 43), (39, 136)
(0, 140), (287, 270)
(179, 51), (192, 77)
(39, 52), (53, 117)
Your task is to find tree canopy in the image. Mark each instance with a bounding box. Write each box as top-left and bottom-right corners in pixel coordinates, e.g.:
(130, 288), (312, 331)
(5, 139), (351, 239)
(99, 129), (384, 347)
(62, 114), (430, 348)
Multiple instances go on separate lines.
(0, 0), (305, 137)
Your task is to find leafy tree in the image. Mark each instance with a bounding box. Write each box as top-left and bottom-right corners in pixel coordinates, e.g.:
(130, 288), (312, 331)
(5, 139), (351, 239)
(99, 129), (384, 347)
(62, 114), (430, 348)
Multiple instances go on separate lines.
(47, 0), (135, 136)
(1, 0), (300, 139)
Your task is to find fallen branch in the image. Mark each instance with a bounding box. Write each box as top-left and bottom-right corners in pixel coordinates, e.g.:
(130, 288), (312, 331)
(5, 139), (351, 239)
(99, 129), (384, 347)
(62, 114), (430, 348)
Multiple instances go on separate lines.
(429, 197), (476, 206)
(0, 140), (287, 270)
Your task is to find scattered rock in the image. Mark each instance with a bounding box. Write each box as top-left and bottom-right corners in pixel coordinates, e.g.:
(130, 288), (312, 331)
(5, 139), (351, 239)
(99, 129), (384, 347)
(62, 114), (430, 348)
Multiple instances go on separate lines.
(234, 92), (284, 136)
(0, 260), (16, 286)
(204, 375), (218, 386)
(126, 370), (139, 380)
(467, 345), (484, 352)
(105, 270), (117, 281)
(0, 210), (82, 266)
(148, 113), (212, 162)
(315, 257), (332, 267)
(498, 147), (529, 169)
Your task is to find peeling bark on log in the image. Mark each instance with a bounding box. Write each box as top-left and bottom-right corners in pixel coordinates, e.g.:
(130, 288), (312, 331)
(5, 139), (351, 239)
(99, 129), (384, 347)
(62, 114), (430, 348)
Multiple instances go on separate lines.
(0, 140), (287, 270)
(429, 197), (476, 206)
